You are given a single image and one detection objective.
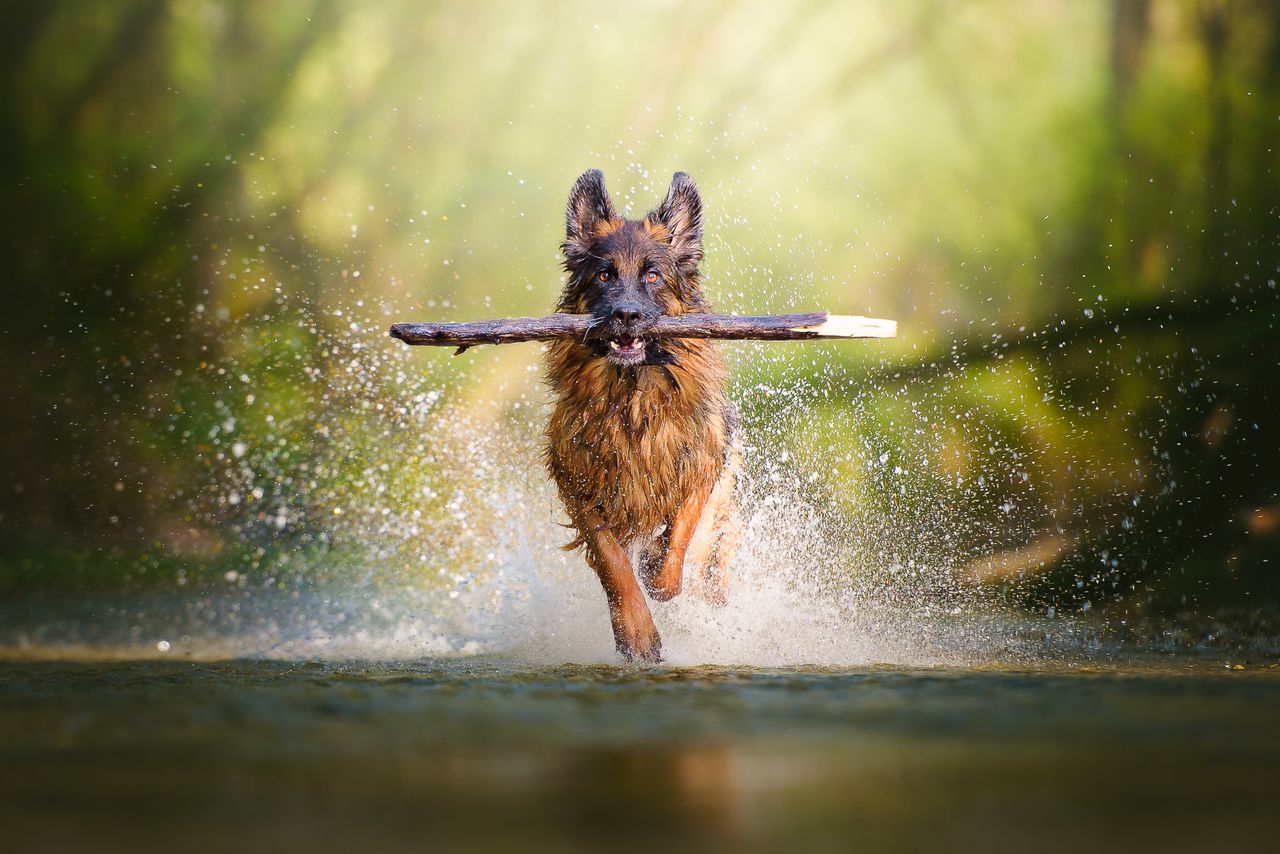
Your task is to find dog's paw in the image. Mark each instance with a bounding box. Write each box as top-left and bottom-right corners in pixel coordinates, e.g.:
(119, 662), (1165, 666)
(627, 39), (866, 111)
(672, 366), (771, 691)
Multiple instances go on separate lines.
(641, 565), (682, 602)
(610, 598), (663, 663)
(638, 549), (683, 602)
(617, 629), (663, 664)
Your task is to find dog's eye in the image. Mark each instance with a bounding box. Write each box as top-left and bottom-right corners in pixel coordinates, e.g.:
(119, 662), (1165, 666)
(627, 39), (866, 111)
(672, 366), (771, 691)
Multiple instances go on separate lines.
(595, 270), (611, 284)
(644, 270), (660, 284)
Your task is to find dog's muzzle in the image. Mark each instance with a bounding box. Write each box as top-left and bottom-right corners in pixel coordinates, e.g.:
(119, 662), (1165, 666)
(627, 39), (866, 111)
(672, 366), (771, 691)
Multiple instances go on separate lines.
(595, 301), (660, 366)
(605, 334), (647, 364)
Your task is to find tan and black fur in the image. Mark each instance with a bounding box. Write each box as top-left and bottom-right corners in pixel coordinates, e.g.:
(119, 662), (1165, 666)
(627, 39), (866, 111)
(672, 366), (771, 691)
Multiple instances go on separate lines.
(544, 170), (741, 662)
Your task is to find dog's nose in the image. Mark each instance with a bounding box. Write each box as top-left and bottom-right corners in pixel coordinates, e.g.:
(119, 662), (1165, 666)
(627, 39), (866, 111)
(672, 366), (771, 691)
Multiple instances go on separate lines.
(612, 307), (642, 326)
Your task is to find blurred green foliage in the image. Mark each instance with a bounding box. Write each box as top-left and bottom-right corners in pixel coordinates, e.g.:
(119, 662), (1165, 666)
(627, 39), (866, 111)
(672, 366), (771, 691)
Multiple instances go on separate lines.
(1, 1), (1277, 626)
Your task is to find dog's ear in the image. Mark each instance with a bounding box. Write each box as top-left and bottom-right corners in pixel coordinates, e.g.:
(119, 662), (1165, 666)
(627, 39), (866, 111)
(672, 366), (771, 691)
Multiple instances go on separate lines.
(654, 171), (703, 269)
(565, 169), (617, 243)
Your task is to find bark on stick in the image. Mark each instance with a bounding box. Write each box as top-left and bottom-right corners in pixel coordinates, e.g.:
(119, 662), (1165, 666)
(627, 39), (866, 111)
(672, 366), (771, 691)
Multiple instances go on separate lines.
(389, 312), (896, 354)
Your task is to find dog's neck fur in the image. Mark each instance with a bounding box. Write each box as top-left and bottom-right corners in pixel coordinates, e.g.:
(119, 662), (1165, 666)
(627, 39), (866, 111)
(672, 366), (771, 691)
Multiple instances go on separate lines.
(543, 338), (731, 547)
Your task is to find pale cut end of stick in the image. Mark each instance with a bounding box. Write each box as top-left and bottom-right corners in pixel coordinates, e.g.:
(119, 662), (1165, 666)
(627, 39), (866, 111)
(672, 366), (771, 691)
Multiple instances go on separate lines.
(791, 314), (897, 339)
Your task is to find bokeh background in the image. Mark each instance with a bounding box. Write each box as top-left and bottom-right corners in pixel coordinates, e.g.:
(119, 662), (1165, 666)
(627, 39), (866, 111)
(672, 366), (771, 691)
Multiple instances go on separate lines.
(3, 0), (1278, 652)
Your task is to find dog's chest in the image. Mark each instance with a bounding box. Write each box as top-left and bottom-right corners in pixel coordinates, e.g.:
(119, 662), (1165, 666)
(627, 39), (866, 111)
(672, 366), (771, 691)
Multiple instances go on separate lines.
(552, 364), (717, 484)
(588, 371), (699, 463)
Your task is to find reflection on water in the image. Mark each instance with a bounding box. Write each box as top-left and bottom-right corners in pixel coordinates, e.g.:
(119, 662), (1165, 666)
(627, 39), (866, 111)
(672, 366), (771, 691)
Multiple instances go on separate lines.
(3, 658), (1278, 853)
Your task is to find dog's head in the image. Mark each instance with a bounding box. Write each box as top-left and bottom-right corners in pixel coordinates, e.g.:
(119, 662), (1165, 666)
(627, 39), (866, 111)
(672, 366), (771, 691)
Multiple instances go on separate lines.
(559, 169), (707, 367)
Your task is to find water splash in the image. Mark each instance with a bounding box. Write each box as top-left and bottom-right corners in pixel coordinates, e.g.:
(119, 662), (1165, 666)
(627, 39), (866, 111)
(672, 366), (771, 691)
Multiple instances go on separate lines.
(23, 160), (1240, 664)
(10, 295), (1104, 666)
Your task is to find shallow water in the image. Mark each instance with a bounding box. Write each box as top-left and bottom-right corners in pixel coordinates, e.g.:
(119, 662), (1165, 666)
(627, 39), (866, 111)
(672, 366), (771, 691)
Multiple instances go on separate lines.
(3, 655), (1278, 853)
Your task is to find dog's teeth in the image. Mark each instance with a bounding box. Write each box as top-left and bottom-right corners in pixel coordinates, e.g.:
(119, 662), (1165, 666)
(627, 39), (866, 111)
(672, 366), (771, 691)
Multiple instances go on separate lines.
(607, 338), (645, 356)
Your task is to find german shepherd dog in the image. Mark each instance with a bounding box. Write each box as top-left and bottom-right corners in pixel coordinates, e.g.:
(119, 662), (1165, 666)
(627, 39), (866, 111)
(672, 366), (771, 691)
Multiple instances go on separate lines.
(545, 170), (741, 663)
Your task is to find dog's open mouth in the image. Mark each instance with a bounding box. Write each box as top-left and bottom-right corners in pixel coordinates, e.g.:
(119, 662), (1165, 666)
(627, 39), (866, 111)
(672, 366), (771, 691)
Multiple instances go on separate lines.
(606, 336), (647, 363)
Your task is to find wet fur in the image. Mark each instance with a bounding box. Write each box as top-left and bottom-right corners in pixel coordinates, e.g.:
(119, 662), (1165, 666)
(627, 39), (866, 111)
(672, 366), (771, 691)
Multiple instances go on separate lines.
(544, 170), (740, 661)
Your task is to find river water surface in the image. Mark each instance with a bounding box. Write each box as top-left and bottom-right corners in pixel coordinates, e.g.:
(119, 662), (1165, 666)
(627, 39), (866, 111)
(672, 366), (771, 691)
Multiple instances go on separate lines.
(3, 654), (1277, 853)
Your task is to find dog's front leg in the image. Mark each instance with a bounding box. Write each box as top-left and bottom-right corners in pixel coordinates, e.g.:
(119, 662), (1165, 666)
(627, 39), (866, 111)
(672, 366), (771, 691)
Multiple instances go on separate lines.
(575, 508), (663, 663)
(638, 482), (713, 602)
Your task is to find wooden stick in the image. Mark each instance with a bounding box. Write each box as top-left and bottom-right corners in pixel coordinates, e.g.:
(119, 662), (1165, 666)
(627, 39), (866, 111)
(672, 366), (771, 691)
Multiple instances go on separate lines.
(389, 312), (896, 354)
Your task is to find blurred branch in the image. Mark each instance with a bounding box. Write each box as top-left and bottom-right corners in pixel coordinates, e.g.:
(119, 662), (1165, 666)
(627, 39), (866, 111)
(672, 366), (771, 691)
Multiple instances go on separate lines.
(963, 532), (1076, 585)
(838, 290), (1263, 393)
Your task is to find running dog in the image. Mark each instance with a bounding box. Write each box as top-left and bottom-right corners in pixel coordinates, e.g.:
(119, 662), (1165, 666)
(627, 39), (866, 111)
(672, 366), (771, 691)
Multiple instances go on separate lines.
(544, 169), (740, 662)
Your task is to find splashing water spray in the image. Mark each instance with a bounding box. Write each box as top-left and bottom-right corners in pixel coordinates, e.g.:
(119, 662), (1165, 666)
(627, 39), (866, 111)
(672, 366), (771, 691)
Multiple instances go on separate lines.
(44, 171), (1138, 667)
